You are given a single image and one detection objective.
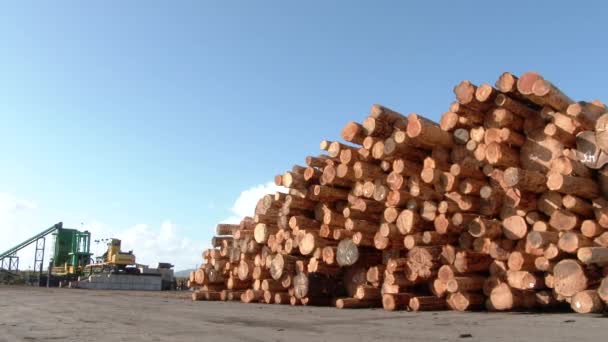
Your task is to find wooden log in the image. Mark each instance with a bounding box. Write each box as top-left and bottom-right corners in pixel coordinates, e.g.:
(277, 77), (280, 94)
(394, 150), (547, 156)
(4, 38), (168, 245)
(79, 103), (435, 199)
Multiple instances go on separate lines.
(501, 215), (528, 240)
(253, 223), (278, 244)
(446, 276), (485, 293)
(581, 220), (603, 238)
(354, 284), (381, 300)
(532, 78), (574, 112)
(468, 217), (502, 239)
(336, 239), (359, 266)
(454, 80), (492, 111)
(503, 167), (547, 193)
(242, 289), (264, 303)
(567, 101), (605, 130)
(369, 104), (408, 129)
(431, 278), (448, 298)
(216, 224), (239, 236)
(447, 292), (486, 311)
(557, 151), (593, 178)
(407, 246), (442, 280)
(488, 107), (524, 130)
(335, 298), (382, 309)
(269, 254), (298, 281)
(311, 185), (348, 202)
(526, 231), (559, 249)
(434, 214), (456, 235)
(403, 233), (424, 250)
(577, 247), (608, 265)
(386, 172), (406, 191)
(448, 101), (484, 123)
(506, 270), (544, 290)
(366, 265), (385, 284)
(507, 251), (536, 271)
(341, 121), (366, 145)
(363, 116), (393, 138)
(445, 192), (480, 212)
(396, 209), (425, 234)
(598, 277), (608, 304)
(549, 209), (580, 232)
(546, 172), (599, 199)
(450, 161), (485, 180)
(470, 126), (486, 143)
(382, 293), (413, 311)
(553, 259), (589, 297)
(595, 232), (608, 247)
(384, 136), (427, 161)
(485, 128), (526, 147)
(571, 290), (604, 313)
(489, 283), (536, 311)
(495, 93), (539, 118)
(485, 142), (520, 167)
(562, 195), (593, 217)
(409, 296), (447, 311)
(406, 113), (454, 148)
(520, 131), (564, 173)
(576, 130), (608, 169)
(454, 251), (493, 273)
(558, 232), (592, 254)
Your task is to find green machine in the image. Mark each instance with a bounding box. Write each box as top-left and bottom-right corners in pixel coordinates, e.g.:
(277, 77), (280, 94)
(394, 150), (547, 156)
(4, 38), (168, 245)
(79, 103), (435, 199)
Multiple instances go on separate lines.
(0, 222), (93, 285)
(51, 228), (93, 275)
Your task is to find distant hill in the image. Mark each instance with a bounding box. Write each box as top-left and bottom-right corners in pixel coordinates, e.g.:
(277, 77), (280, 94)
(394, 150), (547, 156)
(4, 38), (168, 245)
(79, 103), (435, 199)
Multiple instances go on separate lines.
(174, 269), (195, 278)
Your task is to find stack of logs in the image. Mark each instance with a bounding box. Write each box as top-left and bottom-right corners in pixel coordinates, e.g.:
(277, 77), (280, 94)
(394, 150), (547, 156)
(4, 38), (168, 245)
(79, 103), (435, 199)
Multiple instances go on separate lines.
(189, 71), (608, 314)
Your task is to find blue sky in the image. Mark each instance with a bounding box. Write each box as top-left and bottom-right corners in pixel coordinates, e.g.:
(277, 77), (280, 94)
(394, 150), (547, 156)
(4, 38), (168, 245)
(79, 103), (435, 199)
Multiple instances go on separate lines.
(1, 1), (607, 269)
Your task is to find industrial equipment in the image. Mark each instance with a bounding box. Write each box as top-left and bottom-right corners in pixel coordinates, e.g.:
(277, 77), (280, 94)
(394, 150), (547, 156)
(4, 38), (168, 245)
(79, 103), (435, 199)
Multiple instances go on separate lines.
(103, 239), (135, 271)
(85, 238), (138, 274)
(51, 228), (93, 275)
(0, 222), (92, 284)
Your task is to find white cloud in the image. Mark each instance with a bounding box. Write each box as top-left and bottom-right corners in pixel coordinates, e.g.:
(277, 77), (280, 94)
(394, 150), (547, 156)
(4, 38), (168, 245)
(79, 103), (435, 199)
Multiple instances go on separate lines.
(83, 220), (205, 270)
(227, 181), (285, 221)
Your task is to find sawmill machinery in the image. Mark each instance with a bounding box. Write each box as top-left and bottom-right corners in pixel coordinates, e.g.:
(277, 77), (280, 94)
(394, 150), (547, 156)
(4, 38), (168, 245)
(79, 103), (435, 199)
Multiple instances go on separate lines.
(102, 238), (137, 271)
(84, 238), (139, 274)
(0, 222), (93, 284)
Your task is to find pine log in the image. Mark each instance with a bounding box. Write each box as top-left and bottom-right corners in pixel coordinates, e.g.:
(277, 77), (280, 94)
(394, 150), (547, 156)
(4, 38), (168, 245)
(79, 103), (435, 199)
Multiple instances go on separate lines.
(409, 296), (447, 311)
(489, 283), (536, 311)
(485, 142), (520, 167)
(501, 215), (528, 240)
(406, 113), (454, 148)
(336, 239), (359, 266)
(532, 78), (574, 112)
(382, 293), (413, 311)
(503, 167), (547, 193)
(577, 247), (608, 265)
(341, 121), (367, 145)
(571, 290), (604, 313)
(553, 259), (589, 297)
(335, 298), (382, 309)
(446, 276), (485, 293)
(369, 104), (408, 129)
(468, 217), (502, 239)
(566, 101), (605, 130)
(546, 172), (599, 199)
(447, 292), (486, 311)
(598, 277), (608, 304)
(548, 209), (579, 233)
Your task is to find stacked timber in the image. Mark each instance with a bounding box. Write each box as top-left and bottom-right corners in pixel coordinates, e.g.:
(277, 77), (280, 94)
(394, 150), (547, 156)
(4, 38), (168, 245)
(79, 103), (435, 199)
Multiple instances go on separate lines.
(190, 71), (608, 314)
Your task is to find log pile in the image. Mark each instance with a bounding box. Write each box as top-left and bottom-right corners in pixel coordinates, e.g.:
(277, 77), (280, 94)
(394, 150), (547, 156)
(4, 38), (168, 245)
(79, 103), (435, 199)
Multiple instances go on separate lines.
(189, 71), (608, 314)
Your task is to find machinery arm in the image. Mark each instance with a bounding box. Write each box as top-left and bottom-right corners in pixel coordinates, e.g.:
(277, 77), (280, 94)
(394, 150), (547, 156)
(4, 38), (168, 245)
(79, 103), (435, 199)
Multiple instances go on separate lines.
(0, 222), (63, 259)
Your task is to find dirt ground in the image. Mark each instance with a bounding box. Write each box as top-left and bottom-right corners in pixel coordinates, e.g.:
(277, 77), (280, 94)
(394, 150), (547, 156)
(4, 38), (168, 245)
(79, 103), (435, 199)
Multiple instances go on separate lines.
(0, 286), (605, 342)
